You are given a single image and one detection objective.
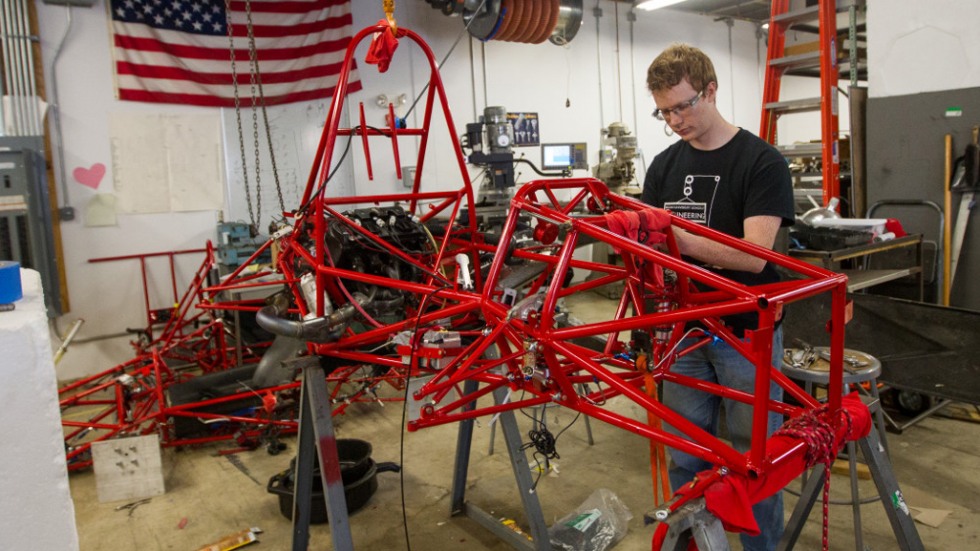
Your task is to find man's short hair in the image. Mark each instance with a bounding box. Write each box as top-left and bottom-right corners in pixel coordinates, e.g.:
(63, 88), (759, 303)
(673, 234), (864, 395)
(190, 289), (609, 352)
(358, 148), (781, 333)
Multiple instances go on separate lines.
(646, 43), (717, 94)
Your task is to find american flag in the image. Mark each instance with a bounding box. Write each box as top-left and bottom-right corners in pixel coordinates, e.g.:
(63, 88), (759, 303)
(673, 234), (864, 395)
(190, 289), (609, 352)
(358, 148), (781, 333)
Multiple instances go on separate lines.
(109, 0), (361, 107)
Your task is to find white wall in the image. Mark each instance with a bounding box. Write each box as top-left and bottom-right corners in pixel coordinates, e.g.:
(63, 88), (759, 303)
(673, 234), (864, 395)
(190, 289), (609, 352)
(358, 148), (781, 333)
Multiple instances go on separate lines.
(867, 0), (980, 98)
(36, 1), (768, 380)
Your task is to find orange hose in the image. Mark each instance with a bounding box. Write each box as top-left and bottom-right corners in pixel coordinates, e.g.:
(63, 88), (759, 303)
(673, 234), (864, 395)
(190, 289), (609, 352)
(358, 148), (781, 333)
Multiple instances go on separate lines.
(531, 0), (560, 44)
(495, 0), (519, 41)
(641, 356), (671, 504)
(512, 0), (539, 43)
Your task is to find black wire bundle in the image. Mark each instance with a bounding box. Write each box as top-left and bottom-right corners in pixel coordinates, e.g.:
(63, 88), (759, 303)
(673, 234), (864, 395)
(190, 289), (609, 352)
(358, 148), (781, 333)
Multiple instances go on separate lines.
(523, 426), (560, 461)
(519, 407), (582, 491)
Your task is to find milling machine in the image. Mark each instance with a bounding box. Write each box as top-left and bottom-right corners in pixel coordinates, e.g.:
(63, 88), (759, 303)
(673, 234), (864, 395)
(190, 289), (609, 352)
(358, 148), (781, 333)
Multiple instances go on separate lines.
(593, 122), (640, 196)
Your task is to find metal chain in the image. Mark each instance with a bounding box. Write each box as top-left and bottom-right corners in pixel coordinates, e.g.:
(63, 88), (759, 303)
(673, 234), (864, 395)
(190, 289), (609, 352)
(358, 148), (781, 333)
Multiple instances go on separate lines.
(260, 106), (285, 217)
(243, 9), (286, 217)
(244, 0), (262, 230)
(226, 0), (288, 231)
(225, 0), (257, 230)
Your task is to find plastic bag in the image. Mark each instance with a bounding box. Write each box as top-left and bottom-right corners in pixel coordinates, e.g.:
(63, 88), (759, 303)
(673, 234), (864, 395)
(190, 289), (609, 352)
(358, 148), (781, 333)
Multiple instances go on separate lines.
(549, 488), (633, 551)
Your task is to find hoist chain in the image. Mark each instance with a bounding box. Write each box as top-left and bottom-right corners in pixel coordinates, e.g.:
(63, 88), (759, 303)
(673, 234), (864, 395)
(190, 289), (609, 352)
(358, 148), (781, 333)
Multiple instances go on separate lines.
(243, 0), (287, 224)
(244, 1), (263, 230)
(244, 1), (290, 223)
(225, 0), (257, 231)
(225, 0), (287, 232)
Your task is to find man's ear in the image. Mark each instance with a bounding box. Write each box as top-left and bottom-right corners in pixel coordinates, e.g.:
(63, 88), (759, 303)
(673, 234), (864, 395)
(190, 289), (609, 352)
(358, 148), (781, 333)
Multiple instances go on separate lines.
(704, 81), (718, 102)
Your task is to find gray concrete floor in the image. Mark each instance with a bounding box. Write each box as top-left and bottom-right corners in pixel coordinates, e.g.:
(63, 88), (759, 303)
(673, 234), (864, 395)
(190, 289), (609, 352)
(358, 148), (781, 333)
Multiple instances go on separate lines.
(69, 294), (980, 551)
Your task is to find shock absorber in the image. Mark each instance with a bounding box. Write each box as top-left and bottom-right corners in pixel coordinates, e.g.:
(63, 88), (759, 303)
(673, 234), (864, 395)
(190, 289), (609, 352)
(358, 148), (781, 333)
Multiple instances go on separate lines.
(649, 269), (679, 367)
(652, 294), (675, 344)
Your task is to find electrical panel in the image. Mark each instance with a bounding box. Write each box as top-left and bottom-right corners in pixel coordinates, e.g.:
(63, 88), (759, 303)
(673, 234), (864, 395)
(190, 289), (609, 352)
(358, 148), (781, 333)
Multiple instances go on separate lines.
(0, 139), (63, 316)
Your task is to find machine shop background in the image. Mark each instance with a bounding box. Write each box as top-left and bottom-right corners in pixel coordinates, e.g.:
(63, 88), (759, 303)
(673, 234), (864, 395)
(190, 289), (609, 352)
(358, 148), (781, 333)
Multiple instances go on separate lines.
(29, 1), (980, 382)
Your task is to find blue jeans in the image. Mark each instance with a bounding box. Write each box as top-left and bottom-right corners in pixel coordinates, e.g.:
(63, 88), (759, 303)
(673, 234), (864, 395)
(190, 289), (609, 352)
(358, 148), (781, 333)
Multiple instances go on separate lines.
(662, 328), (785, 551)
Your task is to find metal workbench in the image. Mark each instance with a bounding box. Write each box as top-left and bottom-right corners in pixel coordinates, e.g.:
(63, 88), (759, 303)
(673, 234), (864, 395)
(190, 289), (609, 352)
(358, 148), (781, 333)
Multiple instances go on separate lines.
(783, 292), (980, 430)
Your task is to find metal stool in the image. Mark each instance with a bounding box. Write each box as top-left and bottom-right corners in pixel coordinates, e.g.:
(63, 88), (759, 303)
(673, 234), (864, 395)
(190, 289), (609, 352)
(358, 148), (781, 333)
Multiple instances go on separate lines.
(782, 346), (888, 551)
(782, 346), (888, 452)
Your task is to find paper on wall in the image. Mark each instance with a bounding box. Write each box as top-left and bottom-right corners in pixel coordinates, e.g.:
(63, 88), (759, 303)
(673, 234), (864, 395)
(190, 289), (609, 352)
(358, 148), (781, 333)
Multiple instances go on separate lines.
(109, 112), (224, 214)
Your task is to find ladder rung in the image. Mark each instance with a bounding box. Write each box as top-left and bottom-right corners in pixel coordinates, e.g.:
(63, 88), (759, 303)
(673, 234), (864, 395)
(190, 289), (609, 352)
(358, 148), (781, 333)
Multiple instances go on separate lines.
(788, 61), (868, 79)
(777, 143), (824, 157)
(770, 51), (821, 70)
(770, 0), (866, 26)
(772, 5), (820, 26)
(765, 98), (822, 115)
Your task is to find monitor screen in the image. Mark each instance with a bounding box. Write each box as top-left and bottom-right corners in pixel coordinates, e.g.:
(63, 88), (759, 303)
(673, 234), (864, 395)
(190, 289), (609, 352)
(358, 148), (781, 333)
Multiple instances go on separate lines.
(541, 143), (587, 171)
(542, 144), (572, 168)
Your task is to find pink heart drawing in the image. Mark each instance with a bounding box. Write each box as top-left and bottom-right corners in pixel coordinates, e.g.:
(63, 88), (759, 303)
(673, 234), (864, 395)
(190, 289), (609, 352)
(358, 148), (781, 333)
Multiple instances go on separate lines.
(73, 163), (106, 190)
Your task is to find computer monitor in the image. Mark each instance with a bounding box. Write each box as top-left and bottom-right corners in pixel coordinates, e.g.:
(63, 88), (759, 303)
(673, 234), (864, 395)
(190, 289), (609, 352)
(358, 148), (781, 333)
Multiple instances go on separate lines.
(541, 142), (588, 171)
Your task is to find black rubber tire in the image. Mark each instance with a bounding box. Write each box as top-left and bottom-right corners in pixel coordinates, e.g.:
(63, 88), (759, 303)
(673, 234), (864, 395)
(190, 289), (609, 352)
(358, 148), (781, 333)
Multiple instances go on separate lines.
(895, 389), (933, 416)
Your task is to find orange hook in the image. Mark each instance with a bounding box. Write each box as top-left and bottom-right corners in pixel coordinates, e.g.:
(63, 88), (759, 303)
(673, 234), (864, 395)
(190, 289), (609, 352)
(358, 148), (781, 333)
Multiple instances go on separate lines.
(384, 0), (397, 35)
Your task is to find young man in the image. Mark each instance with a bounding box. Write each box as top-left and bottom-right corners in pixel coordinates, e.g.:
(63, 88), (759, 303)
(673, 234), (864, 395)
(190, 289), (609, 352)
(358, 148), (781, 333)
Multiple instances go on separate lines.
(641, 43), (795, 551)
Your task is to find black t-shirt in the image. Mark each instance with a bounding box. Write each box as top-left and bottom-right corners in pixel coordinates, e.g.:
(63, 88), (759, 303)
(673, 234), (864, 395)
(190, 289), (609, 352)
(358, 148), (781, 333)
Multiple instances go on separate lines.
(642, 128), (794, 335)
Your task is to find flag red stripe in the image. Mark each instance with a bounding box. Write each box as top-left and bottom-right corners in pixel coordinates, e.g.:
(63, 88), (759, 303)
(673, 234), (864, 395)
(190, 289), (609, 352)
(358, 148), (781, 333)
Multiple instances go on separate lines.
(118, 80), (362, 107)
(229, 0), (348, 14)
(117, 60), (348, 85)
(114, 33), (350, 62)
(231, 11), (352, 38)
(114, 69), (362, 100)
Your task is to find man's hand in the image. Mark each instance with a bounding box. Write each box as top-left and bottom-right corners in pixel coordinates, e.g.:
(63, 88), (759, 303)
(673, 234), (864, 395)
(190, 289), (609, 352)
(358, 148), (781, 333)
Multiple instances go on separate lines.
(672, 215), (782, 273)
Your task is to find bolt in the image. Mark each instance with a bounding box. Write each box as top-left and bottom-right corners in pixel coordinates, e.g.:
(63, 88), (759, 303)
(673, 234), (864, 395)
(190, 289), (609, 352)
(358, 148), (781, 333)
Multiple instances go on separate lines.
(655, 509), (669, 521)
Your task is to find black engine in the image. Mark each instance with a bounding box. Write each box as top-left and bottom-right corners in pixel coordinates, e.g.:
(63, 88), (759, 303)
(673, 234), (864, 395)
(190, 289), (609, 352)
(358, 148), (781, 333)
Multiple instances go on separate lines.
(324, 206), (433, 317)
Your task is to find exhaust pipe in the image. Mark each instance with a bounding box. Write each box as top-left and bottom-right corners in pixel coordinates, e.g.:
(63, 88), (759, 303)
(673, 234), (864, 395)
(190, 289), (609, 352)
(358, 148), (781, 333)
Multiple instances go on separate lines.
(256, 291), (370, 343)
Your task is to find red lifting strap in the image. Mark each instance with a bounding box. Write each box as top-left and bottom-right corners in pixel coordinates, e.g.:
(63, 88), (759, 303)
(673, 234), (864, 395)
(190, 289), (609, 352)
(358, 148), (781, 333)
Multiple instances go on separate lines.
(365, 20), (400, 73)
(605, 208), (672, 287)
(604, 208), (671, 252)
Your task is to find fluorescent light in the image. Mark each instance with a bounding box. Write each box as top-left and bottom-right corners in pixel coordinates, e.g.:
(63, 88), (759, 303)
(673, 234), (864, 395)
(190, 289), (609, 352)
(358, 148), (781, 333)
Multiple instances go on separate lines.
(636, 0), (686, 11)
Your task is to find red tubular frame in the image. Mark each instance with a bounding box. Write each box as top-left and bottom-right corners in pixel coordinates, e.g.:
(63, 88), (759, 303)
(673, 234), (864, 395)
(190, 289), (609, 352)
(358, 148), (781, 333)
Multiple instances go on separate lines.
(89, 247), (207, 337)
